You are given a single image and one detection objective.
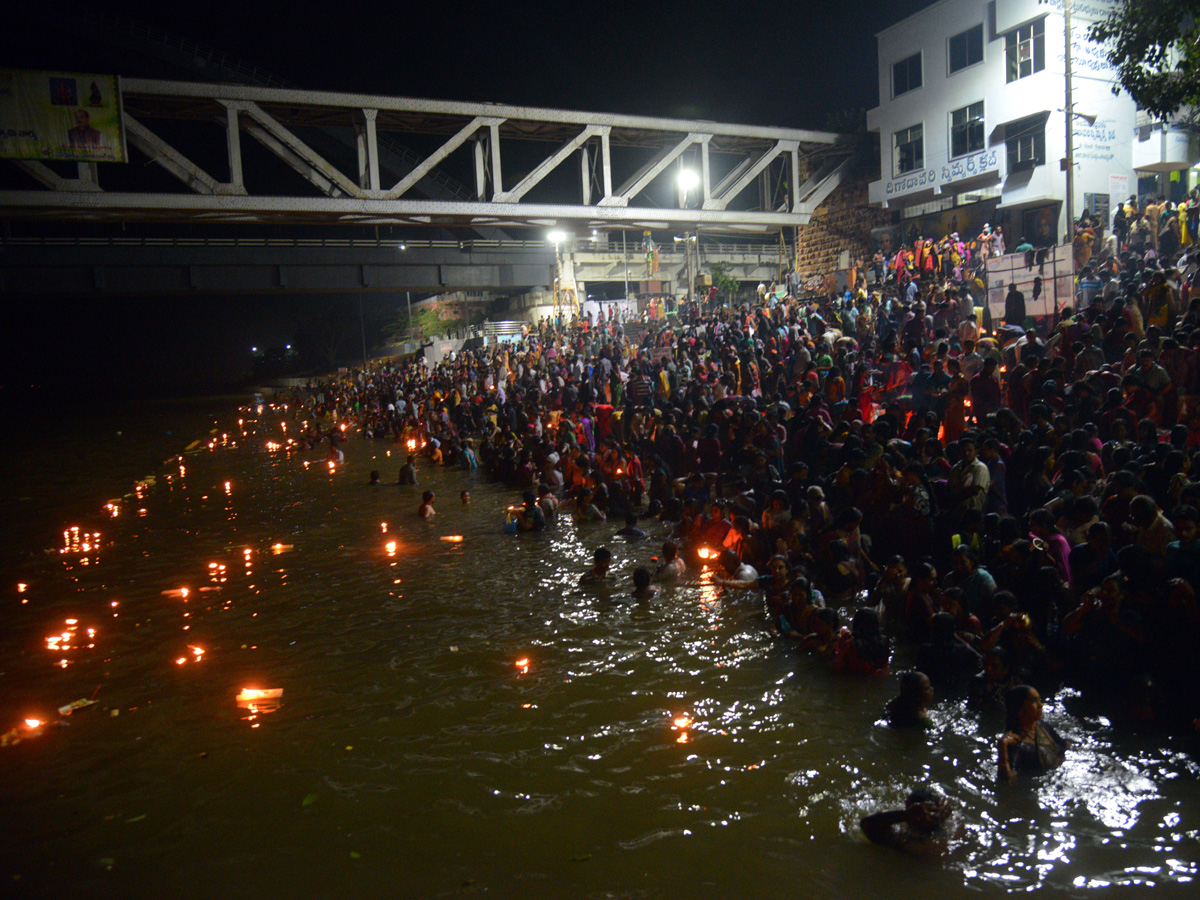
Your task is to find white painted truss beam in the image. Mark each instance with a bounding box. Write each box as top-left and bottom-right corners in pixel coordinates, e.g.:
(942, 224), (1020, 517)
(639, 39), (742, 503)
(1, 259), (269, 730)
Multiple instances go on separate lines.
(795, 156), (853, 213)
(704, 140), (798, 210)
(231, 100), (362, 198)
(0, 190), (818, 227)
(123, 113), (245, 195)
(600, 133), (707, 207)
(11, 160), (104, 192)
(383, 116), (504, 200)
(496, 125), (608, 202)
(122, 78), (846, 147)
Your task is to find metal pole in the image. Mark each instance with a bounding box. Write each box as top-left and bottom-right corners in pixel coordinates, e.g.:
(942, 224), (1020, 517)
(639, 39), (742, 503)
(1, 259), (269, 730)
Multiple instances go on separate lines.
(1064, 0), (1075, 246)
(685, 233), (693, 310)
(623, 229), (629, 301)
(406, 290), (412, 342)
(359, 295), (367, 367)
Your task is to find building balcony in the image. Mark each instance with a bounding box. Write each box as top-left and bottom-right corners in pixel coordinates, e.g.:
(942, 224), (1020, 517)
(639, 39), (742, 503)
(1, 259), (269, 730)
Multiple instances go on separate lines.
(1132, 121), (1199, 173)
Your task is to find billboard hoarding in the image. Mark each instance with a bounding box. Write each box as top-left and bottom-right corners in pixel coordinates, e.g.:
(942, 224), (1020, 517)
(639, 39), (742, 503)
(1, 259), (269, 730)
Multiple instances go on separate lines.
(0, 69), (126, 163)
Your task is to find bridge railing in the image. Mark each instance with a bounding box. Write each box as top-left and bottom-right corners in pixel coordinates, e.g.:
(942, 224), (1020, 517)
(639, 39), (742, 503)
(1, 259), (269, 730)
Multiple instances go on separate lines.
(0, 234), (788, 257)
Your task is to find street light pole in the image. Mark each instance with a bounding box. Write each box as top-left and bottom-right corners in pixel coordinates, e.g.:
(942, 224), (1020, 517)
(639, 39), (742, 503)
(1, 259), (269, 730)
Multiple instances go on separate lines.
(1064, 0), (1075, 244)
(677, 166), (701, 310)
(622, 229), (629, 302)
(686, 233), (693, 309)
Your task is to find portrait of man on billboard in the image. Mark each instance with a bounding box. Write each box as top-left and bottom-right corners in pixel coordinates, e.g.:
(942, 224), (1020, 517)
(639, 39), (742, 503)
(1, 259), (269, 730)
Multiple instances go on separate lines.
(67, 108), (104, 148)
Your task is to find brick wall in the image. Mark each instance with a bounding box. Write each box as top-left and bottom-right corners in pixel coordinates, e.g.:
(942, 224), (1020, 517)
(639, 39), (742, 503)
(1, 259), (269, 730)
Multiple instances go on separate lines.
(794, 172), (896, 278)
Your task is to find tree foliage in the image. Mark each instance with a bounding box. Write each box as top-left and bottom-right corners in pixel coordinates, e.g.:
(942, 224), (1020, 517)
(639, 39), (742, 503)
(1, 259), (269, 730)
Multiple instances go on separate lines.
(1089, 0), (1200, 120)
(709, 262), (741, 306)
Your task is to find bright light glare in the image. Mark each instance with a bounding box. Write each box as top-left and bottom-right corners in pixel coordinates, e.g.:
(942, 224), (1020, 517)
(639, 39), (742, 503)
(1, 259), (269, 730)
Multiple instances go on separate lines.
(677, 168), (700, 191)
(547, 230), (568, 244)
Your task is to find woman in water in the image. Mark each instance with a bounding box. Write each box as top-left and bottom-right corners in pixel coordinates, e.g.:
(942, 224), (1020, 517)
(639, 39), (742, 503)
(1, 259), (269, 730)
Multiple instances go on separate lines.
(997, 684), (1067, 780)
(885, 670), (934, 729)
(832, 607), (890, 676)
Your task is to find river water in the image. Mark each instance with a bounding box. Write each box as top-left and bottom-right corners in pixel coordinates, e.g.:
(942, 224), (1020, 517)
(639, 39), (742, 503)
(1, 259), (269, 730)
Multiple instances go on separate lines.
(1, 397), (1198, 899)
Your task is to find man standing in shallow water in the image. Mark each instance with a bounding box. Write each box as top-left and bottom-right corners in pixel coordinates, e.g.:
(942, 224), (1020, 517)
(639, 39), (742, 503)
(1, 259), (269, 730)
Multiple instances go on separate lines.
(418, 490), (436, 519)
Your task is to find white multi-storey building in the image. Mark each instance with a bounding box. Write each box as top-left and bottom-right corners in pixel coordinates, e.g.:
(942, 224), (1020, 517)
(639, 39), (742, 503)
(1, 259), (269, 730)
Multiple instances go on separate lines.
(866, 0), (1198, 248)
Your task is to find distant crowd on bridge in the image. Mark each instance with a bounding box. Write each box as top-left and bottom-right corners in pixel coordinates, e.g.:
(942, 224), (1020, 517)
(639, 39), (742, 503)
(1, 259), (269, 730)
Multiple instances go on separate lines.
(284, 202), (1200, 774)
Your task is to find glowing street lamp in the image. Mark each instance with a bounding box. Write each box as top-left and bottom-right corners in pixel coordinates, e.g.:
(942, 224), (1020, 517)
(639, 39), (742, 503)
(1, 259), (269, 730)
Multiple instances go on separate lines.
(677, 167), (700, 197)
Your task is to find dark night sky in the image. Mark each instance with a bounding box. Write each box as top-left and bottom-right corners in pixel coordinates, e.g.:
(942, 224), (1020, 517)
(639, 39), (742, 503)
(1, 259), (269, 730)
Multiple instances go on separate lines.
(32, 0), (935, 129)
(1, 0), (935, 399)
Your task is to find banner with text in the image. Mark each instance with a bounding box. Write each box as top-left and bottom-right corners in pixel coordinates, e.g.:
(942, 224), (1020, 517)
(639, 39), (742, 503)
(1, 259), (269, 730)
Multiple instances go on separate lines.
(0, 69), (126, 163)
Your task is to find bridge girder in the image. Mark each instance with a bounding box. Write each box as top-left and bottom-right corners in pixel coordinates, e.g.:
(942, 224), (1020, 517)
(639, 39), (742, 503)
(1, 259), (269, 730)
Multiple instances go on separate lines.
(2, 79), (856, 232)
(0, 236), (799, 296)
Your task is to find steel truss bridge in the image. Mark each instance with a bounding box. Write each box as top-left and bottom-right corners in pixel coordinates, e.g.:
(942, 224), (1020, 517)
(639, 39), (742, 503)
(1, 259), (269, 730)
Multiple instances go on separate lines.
(1, 79), (855, 233)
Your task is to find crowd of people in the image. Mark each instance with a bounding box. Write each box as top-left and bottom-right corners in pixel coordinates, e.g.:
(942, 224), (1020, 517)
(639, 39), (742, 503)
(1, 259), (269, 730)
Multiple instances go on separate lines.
(284, 207), (1200, 849)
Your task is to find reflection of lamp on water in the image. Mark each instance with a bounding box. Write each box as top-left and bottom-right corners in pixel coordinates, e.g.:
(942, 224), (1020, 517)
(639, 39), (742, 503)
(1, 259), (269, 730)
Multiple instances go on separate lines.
(672, 713), (693, 744)
(515, 658), (530, 674)
(237, 688), (282, 702)
(236, 687), (283, 719)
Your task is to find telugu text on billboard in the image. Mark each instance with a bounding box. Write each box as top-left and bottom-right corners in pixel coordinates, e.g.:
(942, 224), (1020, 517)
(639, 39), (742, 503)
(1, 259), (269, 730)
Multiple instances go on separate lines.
(0, 69), (126, 163)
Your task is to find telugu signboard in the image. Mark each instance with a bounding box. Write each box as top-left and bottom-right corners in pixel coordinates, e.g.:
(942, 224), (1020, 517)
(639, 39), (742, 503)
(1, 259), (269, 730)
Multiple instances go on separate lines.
(883, 147), (1001, 201)
(0, 69), (126, 163)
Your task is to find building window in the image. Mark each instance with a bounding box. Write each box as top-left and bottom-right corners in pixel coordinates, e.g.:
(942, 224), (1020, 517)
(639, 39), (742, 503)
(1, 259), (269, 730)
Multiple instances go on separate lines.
(1006, 116), (1045, 173)
(1006, 19), (1045, 82)
(892, 53), (922, 97)
(895, 124), (924, 175)
(948, 24), (984, 73)
(950, 102), (985, 158)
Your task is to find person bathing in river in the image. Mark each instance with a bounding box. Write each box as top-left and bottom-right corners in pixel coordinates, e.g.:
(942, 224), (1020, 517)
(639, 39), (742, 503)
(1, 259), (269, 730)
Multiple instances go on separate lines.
(885, 670), (934, 729)
(860, 783), (957, 856)
(654, 540), (686, 581)
(417, 490), (436, 519)
(580, 546), (612, 584)
(399, 455), (418, 485)
(712, 548), (760, 590)
(515, 490), (545, 532)
(997, 684), (1068, 780)
(631, 566), (658, 601)
(615, 513), (647, 541)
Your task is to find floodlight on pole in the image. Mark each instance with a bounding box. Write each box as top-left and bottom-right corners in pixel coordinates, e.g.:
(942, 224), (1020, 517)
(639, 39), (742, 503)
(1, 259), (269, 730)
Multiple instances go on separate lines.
(547, 230), (568, 245)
